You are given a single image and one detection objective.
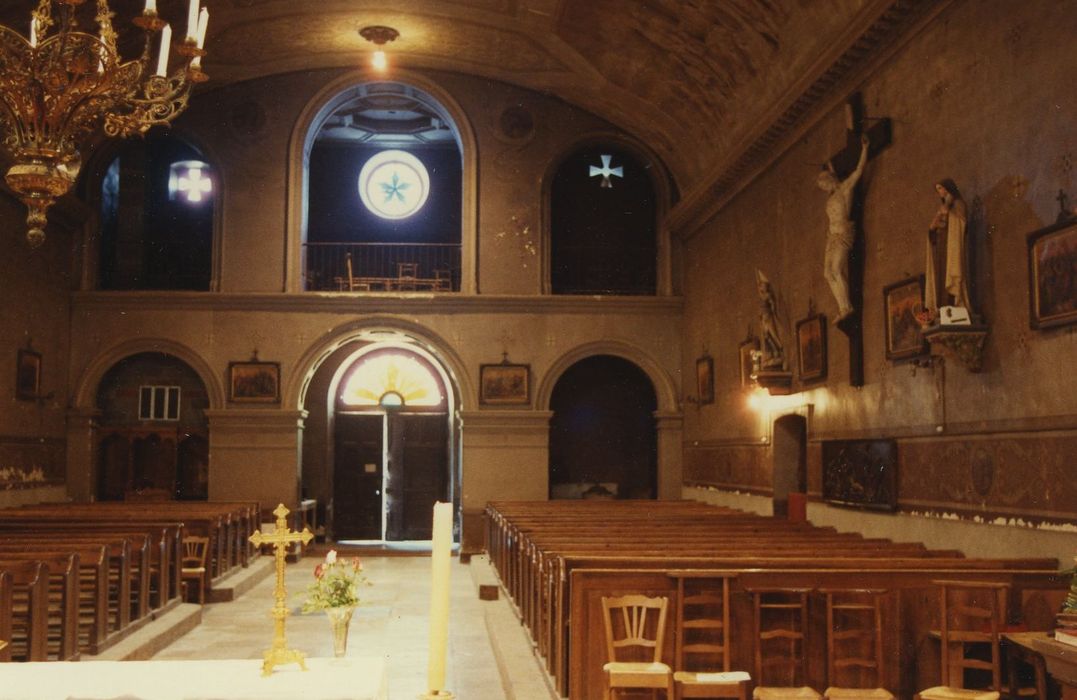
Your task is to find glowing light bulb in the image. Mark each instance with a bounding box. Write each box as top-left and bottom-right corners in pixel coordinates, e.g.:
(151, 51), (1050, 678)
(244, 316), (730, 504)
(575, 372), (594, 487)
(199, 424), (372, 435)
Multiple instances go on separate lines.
(372, 49), (387, 71)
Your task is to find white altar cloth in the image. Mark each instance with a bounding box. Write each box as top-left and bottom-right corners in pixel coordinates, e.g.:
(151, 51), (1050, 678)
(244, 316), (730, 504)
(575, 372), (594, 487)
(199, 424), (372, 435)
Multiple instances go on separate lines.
(0, 657), (387, 700)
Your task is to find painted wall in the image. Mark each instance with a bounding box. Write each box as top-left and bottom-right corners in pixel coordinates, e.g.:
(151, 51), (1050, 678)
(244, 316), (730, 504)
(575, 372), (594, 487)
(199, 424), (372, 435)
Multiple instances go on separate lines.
(0, 194), (76, 509)
(680, 0), (1077, 558)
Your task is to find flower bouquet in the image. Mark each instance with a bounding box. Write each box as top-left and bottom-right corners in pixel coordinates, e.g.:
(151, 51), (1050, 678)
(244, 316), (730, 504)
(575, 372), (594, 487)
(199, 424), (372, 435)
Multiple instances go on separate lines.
(303, 550), (369, 657)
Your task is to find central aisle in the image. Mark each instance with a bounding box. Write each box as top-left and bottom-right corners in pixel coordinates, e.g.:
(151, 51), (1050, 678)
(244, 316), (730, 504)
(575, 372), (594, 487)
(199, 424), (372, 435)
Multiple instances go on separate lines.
(153, 553), (550, 699)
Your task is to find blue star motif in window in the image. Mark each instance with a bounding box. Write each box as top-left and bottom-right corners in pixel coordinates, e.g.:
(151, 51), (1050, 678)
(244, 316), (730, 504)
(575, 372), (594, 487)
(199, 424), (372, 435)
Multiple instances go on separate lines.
(380, 172), (411, 204)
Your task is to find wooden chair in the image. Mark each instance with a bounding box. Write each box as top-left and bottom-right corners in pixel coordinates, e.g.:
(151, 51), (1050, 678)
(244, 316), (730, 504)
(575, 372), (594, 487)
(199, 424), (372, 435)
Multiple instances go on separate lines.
(396, 262), (419, 290)
(673, 573), (751, 700)
(821, 588), (894, 700)
(917, 581), (1007, 700)
(433, 268), (451, 291)
(601, 594), (675, 699)
(749, 588), (820, 699)
(180, 536), (209, 605)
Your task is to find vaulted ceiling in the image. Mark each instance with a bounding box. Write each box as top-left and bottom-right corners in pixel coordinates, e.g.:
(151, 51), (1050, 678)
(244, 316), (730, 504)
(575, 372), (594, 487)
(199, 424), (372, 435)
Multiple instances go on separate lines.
(1, 0), (946, 228)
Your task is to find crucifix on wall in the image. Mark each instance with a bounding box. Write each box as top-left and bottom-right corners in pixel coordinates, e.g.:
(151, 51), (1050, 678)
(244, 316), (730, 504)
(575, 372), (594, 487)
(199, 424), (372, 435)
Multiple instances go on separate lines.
(817, 93), (890, 387)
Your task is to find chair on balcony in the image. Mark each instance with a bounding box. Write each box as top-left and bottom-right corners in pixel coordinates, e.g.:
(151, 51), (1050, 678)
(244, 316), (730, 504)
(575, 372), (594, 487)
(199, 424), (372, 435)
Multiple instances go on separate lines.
(433, 268), (452, 292)
(396, 262), (419, 290)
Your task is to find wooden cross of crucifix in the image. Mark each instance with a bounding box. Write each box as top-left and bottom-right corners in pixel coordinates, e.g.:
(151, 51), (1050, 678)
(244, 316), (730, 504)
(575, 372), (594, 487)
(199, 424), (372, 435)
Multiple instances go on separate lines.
(248, 503), (314, 676)
(825, 92), (891, 387)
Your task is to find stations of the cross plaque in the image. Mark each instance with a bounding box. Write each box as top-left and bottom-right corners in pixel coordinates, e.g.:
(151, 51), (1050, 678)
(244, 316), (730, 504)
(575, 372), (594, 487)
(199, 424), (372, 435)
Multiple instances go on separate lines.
(825, 92), (891, 387)
(248, 503), (314, 676)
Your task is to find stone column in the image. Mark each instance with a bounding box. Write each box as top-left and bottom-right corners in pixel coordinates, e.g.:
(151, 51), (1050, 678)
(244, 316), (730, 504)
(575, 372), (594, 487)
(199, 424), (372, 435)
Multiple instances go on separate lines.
(65, 408), (101, 502)
(458, 409), (552, 551)
(654, 410), (684, 500)
(206, 409), (307, 512)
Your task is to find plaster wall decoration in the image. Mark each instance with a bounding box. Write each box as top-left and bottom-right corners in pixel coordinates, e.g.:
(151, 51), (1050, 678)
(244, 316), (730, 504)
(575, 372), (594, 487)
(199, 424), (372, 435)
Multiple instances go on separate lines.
(969, 447), (994, 497)
(901, 437), (1077, 517)
(229, 101), (269, 142)
(496, 105), (536, 145)
(684, 444), (767, 490)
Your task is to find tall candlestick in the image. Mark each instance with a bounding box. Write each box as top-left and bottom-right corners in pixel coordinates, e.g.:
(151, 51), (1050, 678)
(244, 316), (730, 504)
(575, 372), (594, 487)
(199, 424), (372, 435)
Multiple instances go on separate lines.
(185, 0), (199, 42)
(426, 502), (452, 695)
(156, 24), (171, 76)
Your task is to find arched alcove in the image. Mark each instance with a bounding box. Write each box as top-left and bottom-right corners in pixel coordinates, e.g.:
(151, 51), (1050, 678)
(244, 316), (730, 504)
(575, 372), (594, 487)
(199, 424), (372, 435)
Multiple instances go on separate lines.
(94, 352), (210, 501)
(287, 73), (478, 294)
(772, 413), (807, 517)
(92, 133), (217, 291)
(548, 355), (658, 499)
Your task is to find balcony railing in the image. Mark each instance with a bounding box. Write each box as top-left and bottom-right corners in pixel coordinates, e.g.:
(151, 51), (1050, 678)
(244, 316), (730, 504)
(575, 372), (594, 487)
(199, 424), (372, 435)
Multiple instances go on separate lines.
(304, 242), (461, 292)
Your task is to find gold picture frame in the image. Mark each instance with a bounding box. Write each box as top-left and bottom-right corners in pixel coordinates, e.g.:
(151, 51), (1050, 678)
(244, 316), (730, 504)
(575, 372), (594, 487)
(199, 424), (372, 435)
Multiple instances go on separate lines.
(480, 364), (530, 405)
(228, 361), (281, 403)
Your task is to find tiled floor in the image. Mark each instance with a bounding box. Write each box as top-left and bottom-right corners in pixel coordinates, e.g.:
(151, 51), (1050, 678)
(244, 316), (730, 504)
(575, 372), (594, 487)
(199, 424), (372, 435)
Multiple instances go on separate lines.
(153, 553), (554, 700)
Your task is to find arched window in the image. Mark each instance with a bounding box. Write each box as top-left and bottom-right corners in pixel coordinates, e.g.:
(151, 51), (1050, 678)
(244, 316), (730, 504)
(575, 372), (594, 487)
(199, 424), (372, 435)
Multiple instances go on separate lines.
(550, 145), (657, 295)
(97, 134), (215, 290)
(305, 83), (462, 293)
(339, 350), (447, 411)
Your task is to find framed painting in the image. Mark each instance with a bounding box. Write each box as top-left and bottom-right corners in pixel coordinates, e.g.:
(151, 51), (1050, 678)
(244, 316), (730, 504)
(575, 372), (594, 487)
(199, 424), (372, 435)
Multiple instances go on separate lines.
(822, 439), (898, 511)
(738, 339), (758, 388)
(796, 314), (827, 383)
(15, 348), (41, 401)
(480, 364), (530, 405)
(1028, 218), (1077, 330)
(883, 276), (927, 361)
(228, 361), (281, 403)
(695, 355), (714, 405)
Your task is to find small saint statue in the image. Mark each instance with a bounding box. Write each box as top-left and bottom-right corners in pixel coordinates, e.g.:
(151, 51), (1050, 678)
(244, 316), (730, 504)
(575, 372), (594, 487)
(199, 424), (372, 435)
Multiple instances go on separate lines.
(756, 269), (785, 370)
(817, 133), (870, 321)
(925, 178), (970, 316)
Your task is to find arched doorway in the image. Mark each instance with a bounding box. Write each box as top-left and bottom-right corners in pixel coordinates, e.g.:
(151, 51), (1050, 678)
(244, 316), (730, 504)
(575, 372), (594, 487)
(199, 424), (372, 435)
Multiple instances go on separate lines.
(548, 355), (657, 499)
(772, 414), (807, 517)
(328, 344), (456, 541)
(94, 353), (210, 500)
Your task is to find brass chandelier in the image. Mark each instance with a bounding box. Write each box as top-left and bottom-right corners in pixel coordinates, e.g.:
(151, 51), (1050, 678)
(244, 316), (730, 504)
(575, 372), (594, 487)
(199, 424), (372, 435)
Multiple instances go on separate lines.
(0, 0), (209, 247)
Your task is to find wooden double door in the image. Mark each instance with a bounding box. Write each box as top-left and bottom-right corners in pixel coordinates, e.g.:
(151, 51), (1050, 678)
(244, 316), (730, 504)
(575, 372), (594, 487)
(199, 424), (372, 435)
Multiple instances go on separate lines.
(333, 412), (449, 541)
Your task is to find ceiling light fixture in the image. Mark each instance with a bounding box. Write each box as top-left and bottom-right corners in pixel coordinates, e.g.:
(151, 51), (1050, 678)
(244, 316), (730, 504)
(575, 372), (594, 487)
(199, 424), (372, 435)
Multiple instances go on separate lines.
(358, 25), (399, 73)
(0, 0), (209, 247)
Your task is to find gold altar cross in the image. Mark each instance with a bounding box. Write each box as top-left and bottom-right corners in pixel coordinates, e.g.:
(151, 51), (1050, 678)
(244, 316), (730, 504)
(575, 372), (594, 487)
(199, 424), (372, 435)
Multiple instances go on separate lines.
(248, 503), (314, 676)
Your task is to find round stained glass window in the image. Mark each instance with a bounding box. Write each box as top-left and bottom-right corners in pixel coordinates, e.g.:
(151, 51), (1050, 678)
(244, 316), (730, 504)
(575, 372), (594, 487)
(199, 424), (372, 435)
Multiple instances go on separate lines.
(357, 150), (431, 220)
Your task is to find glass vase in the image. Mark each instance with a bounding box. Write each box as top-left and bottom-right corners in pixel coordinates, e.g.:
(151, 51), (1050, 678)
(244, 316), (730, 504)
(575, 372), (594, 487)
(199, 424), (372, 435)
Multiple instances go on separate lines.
(326, 606), (355, 658)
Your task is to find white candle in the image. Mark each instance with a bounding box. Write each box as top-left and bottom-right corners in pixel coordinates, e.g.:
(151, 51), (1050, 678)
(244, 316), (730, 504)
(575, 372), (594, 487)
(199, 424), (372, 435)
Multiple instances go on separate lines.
(195, 8), (208, 48)
(145, 0), (157, 13)
(185, 0), (199, 42)
(427, 502), (452, 693)
(156, 24), (171, 76)
(29, 18), (37, 48)
(190, 8), (208, 70)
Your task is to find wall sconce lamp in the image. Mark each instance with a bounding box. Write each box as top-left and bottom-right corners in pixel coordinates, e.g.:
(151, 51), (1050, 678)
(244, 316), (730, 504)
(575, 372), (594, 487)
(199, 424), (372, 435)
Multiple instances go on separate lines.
(359, 25), (399, 72)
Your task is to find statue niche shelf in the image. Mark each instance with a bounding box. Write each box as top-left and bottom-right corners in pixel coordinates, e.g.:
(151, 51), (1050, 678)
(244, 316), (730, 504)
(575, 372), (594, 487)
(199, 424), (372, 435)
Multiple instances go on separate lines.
(921, 324), (988, 372)
(754, 369), (793, 395)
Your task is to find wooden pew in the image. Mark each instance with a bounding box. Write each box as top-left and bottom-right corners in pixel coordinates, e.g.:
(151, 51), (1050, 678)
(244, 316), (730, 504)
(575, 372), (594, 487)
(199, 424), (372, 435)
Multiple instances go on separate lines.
(0, 555), (78, 661)
(0, 561), (49, 662)
(0, 521), (179, 611)
(0, 544), (109, 654)
(0, 569), (11, 662)
(483, 501), (1065, 699)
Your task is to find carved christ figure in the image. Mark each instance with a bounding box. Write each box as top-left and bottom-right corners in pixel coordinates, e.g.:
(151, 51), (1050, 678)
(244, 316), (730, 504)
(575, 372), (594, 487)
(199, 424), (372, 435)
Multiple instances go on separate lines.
(817, 134), (870, 321)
